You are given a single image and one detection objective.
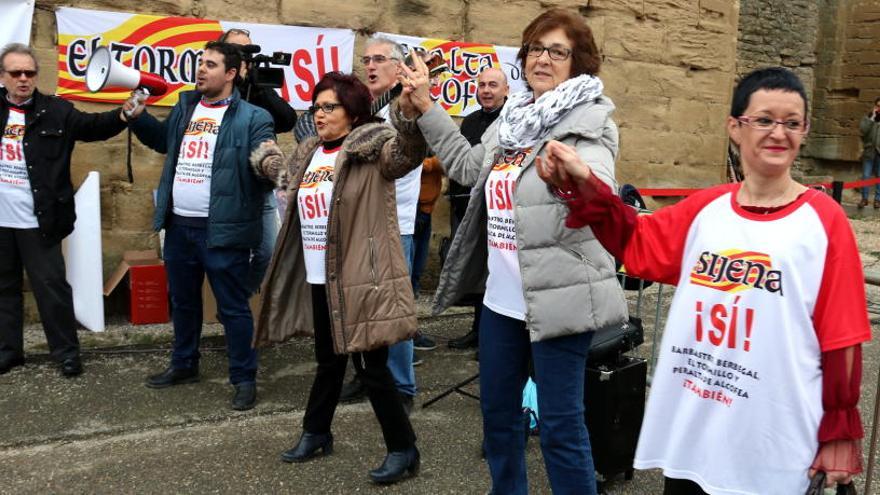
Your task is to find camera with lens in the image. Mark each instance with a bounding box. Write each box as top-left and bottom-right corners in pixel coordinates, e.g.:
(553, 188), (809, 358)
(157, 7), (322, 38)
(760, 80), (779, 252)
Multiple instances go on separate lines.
(239, 44), (291, 93)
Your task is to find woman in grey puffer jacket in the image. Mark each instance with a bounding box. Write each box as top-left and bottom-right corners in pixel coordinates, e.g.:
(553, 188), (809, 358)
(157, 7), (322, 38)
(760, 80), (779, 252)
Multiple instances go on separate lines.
(397, 8), (627, 495)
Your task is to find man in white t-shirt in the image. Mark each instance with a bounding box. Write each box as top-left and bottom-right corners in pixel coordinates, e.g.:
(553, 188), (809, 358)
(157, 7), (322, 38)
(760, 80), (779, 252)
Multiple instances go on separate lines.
(125, 42), (274, 411)
(339, 37), (421, 410)
(0, 43), (128, 378)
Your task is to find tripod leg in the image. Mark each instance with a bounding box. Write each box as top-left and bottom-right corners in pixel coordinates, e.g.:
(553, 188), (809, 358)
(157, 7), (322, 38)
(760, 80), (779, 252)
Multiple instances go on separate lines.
(421, 373), (480, 409)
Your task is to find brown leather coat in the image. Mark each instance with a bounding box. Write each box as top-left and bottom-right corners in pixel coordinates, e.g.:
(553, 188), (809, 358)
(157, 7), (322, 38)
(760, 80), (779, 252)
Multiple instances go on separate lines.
(250, 109), (426, 354)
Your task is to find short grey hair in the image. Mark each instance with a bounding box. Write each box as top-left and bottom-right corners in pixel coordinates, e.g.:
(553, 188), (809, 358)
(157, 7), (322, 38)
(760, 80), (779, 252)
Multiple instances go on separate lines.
(366, 36), (405, 62)
(0, 43), (39, 74)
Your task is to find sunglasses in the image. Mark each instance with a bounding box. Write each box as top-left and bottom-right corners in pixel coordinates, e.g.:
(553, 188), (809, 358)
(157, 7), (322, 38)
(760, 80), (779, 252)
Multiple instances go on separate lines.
(4, 70), (37, 79)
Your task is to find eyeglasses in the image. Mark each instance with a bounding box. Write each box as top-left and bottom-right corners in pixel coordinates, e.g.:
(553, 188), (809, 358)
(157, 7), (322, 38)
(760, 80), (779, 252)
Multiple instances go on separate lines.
(525, 43), (572, 61)
(361, 55), (398, 66)
(4, 70), (37, 79)
(226, 28), (250, 37)
(309, 102), (343, 114)
(737, 116), (809, 134)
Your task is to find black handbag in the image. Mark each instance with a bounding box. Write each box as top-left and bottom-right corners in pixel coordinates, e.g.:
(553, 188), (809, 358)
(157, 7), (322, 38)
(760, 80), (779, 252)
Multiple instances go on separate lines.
(588, 316), (644, 364)
(805, 472), (857, 495)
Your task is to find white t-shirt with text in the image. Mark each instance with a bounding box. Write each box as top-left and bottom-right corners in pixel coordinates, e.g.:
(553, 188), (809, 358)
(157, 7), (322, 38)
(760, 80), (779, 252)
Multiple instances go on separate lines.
(299, 145), (339, 284)
(172, 101), (228, 217)
(482, 148), (530, 320)
(0, 107), (38, 228)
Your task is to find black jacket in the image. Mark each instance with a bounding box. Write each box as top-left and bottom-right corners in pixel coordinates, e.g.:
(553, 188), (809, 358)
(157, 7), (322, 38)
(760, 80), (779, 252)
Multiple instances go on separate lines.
(238, 83), (297, 133)
(0, 88), (127, 245)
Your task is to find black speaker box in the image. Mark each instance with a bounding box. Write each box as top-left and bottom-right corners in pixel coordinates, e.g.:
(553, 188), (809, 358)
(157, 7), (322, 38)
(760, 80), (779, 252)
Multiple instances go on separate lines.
(584, 356), (647, 484)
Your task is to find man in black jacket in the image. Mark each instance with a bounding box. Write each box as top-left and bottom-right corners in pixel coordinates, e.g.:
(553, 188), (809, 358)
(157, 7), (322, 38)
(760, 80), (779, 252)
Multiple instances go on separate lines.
(447, 67), (508, 350)
(0, 43), (127, 376)
(218, 29), (297, 294)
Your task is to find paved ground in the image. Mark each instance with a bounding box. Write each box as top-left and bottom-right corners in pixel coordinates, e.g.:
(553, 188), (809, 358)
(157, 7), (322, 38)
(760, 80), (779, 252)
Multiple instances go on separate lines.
(0, 308), (671, 495)
(1, 199), (879, 494)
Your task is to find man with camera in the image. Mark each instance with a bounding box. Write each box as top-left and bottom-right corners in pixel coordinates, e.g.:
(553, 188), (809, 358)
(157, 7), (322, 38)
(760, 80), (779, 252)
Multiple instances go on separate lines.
(218, 29), (297, 294)
(859, 96), (880, 209)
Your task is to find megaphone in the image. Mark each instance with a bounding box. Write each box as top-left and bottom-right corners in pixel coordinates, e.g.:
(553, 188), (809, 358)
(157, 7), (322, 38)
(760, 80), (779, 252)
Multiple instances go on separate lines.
(85, 47), (168, 96)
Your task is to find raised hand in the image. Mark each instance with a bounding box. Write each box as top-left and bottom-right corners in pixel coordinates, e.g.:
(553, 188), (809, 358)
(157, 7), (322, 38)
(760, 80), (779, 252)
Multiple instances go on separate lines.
(121, 89), (147, 121)
(398, 53), (433, 115)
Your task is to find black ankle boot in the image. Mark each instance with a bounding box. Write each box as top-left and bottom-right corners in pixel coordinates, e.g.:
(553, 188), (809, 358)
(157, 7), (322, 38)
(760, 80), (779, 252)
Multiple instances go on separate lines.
(369, 446), (420, 484)
(280, 432), (333, 463)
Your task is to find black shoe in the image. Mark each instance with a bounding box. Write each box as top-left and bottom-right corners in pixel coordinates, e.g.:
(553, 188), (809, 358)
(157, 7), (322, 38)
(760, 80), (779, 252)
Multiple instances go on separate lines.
(281, 432), (334, 463)
(339, 377), (367, 403)
(232, 382), (257, 411)
(145, 367), (199, 389)
(369, 446), (420, 484)
(0, 356), (25, 375)
(399, 393), (414, 416)
(448, 329), (478, 349)
(60, 357), (83, 377)
(413, 332), (437, 351)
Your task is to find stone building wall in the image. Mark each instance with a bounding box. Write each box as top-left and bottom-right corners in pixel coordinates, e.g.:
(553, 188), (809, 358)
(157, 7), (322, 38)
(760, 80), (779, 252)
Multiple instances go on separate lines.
(805, 0), (880, 179)
(736, 0), (820, 101)
(736, 0), (880, 182)
(20, 0), (741, 317)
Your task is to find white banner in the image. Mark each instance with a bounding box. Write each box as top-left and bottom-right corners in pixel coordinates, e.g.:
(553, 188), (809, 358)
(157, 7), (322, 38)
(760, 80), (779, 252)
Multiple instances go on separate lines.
(55, 7), (355, 110)
(0, 0), (35, 48)
(63, 172), (105, 332)
(377, 32), (527, 116)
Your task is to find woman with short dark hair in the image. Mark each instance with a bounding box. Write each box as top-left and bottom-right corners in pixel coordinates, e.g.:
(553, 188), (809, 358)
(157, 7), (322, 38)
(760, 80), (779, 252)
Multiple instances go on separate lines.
(398, 8), (627, 494)
(251, 71), (424, 485)
(537, 66), (870, 494)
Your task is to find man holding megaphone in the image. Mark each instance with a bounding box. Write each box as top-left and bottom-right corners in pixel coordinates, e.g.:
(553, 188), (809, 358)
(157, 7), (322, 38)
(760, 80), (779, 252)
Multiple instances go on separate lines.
(121, 41), (275, 411)
(0, 43), (129, 378)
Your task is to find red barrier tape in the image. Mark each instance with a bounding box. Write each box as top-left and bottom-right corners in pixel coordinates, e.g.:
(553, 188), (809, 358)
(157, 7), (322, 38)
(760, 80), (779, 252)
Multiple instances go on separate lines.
(639, 177), (880, 197)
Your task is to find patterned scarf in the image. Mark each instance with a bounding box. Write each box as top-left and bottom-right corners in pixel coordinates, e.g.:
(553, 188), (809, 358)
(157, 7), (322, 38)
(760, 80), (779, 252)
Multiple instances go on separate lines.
(497, 74), (605, 150)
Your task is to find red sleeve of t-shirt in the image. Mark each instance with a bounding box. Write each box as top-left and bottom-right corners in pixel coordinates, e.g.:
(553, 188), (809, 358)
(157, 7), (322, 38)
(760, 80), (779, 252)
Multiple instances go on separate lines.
(809, 194), (872, 351)
(565, 181), (734, 285)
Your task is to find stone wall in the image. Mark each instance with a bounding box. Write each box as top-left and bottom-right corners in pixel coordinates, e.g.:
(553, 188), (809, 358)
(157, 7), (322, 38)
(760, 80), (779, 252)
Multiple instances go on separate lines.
(736, 0), (820, 119)
(736, 0), (880, 182)
(20, 0), (741, 318)
(805, 0), (880, 179)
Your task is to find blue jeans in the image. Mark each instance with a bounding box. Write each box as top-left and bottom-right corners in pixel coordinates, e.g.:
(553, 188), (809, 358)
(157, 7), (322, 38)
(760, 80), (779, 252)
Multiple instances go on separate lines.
(411, 211), (431, 294)
(862, 155), (880, 200)
(247, 192), (279, 295)
(386, 234), (416, 397)
(479, 305), (597, 495)
(164, 222), (258, 385)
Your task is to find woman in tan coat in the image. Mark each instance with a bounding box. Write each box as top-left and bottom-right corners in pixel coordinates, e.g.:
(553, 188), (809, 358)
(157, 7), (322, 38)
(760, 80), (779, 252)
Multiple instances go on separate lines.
(250, 72), (425, 485)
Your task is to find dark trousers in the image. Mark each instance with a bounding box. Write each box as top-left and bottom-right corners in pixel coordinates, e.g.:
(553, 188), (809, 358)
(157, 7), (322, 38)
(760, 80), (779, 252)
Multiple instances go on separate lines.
(302, 284), (416, 452)
(163, 221), (257, 384)
(410, 211), (431, 294)
(663, 477), (709, 495)
(0, 227), (78, 362)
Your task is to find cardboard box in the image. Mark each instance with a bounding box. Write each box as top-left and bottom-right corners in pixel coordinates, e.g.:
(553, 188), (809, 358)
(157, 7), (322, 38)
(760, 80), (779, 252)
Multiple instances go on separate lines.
(104, 250), (170, 325)
(202, 279), (261, 324)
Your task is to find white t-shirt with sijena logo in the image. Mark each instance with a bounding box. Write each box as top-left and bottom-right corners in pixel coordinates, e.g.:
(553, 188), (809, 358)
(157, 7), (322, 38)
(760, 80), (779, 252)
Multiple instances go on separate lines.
(482, 148), (530, 321)
(299, 144), (339, 284)
(0, 107), (38, 228)
(172, 101), (228, 218)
